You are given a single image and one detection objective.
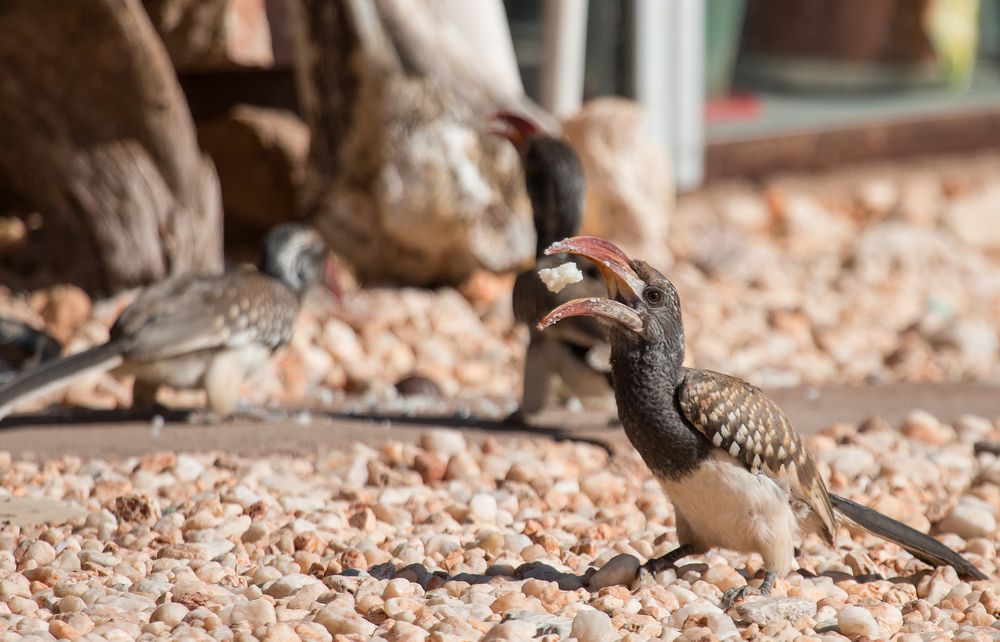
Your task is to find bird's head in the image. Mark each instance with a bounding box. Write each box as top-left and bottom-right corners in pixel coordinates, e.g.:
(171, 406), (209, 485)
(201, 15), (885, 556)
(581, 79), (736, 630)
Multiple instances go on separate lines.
(259, 223), (338, 300)
(538, 236), (683, 350)
(489, 112), (585, 254)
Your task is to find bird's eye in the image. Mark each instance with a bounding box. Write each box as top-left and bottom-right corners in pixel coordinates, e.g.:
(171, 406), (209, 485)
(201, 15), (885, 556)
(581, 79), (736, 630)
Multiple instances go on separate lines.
(643, 288), (663, 306)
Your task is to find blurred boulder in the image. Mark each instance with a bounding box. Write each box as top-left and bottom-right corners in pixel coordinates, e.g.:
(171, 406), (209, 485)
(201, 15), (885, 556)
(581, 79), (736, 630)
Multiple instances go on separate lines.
(142, 0), (276, 71)
(0, 0), (223, 296)
(198, 106), (309, 255)
(294, 0), (537, 286)
(562, 98), (674, 270)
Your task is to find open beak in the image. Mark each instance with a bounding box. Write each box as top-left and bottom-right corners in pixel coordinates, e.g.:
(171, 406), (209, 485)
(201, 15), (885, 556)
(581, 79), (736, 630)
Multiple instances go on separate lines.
(538, 236), (646, 337)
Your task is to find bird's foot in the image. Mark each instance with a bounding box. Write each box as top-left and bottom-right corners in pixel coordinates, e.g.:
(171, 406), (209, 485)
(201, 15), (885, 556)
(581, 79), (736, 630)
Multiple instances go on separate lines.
(638, 545), (694, 580)
(722, 570), (776, 609)
(722, 585), (754, 609)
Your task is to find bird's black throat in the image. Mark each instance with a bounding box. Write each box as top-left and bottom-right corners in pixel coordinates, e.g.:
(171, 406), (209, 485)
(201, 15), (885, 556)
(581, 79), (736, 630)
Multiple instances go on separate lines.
(609, 330), (713, 480)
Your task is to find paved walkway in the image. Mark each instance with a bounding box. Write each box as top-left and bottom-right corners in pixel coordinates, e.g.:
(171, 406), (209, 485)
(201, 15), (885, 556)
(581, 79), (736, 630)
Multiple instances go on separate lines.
(1, 382), (998, 459)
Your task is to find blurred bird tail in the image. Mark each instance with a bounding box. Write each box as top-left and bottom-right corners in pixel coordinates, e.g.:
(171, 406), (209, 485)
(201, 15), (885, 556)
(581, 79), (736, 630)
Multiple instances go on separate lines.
(830, 493), (987, 581)
(0, 343), (125, 420)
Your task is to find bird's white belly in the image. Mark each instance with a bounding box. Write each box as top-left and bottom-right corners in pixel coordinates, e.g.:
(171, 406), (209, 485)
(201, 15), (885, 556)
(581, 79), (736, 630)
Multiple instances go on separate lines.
(655, 451), (799, 575)
(121, 353), (211, 389)
(120, 345), (273, 390)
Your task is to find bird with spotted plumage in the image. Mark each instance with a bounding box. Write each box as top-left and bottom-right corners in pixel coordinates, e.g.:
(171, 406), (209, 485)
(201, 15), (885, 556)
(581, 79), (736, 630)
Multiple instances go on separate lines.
(0, 223), (330, 421)
(538, 235), (987, 606)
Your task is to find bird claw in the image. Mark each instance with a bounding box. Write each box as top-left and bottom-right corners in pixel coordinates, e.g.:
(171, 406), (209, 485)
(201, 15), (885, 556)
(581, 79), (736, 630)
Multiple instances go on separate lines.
(722, 585), (754, 609)
(640, 557), (673, 577)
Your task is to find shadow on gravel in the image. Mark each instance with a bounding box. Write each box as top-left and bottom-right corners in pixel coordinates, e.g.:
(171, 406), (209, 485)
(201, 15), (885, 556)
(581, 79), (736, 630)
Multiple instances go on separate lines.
(0, 406), (615, 451)
(334, 559), (926, 596)
(0, 406), (193, 428)
(338, 560), (594, 592)
(320, 410), (615, 452)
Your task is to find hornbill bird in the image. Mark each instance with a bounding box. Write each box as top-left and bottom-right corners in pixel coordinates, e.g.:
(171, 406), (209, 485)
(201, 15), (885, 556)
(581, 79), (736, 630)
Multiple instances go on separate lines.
(0, 224), (330, 420)
(490, 112), (614, 421)
(538, 235), (987, 604)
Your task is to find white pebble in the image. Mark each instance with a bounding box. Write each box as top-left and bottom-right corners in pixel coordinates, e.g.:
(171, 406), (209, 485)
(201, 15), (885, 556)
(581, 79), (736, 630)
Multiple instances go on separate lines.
(838, 605), (879, 639)
(570, 609), (617, 642)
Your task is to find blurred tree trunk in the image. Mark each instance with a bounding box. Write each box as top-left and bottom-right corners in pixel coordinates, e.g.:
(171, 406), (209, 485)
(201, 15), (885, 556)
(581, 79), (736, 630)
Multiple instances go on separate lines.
(0, 0), (223, 295)
(291, 0), (543, 286)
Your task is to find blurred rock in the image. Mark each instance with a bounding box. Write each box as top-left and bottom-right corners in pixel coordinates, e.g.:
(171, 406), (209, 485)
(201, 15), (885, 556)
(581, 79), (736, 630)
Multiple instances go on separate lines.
(40, 285), (92, 344)
(143, 0), (275, 71)
(198, 106), (309, 254)
(946, 183), (1000, 251)
(395, 374), (442, 398)
(563, 97), (674, 270)
(775, 191), (854, 255)
(298, 0), (535, 286)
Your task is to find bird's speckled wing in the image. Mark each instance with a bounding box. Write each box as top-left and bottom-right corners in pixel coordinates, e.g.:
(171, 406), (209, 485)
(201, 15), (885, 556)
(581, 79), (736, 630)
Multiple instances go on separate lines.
(112, 271), (298, 360)
(513, 254), (608, 349)
(677, 368), (836, 544)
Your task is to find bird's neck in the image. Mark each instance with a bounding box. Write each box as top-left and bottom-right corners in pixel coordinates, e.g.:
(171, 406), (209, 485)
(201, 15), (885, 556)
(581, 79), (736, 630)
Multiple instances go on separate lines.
(610, 333), (709, 479)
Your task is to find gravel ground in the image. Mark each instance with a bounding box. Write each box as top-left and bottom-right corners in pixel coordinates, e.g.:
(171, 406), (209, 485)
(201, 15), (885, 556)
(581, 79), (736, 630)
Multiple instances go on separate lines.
(2, 409), (1000, 641)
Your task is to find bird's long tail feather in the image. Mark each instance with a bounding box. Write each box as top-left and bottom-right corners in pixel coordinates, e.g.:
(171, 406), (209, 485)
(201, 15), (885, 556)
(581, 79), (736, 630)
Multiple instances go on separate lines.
(830, 493), (987, 580)
(0, 342), (125, 420)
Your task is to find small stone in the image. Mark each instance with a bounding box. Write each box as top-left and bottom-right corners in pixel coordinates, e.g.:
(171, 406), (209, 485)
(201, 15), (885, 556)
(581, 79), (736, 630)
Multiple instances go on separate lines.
(837, 605), (879, 639)
(150, 602), (189, 627)
(348, 507), (376, 532)
(419, 429), (467, 456)
(476, 531), (505, 556)
(242, 523), (269, 544)
(482, 620), (538, 641)
(264, 573), (323, 599)
(261, 622), (301, 642)
(588, 554), (640, 589)
(78, 551), (120, 568)
(703, 611), (740, 639)
(113, 494), (159, 524)
(701, 564), (747, 592)
(505, 611), (573, 637)
(901, 410), (954, 445)
(469, 493), (498, 522)
(314, 604), (377, 637)
(56, 595), (87, 614)
(733, 597), (816, 626)
(231, 597), (277, 627)
(48, 620), (81, 640)
(570, 609), (617, 642)
(938, 501), (997, 539)
(445, 452), (481, 480)
(22, 540), (55, 566)
(669, 599), (723, 628)
(413, 452), (447, 484)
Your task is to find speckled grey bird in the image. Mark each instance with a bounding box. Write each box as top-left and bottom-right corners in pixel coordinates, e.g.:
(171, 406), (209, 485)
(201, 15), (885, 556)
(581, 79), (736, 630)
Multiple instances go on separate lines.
(0, 224), (328, 420)
(490, 112), (612, 420)
(539, 235), (986, 604)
